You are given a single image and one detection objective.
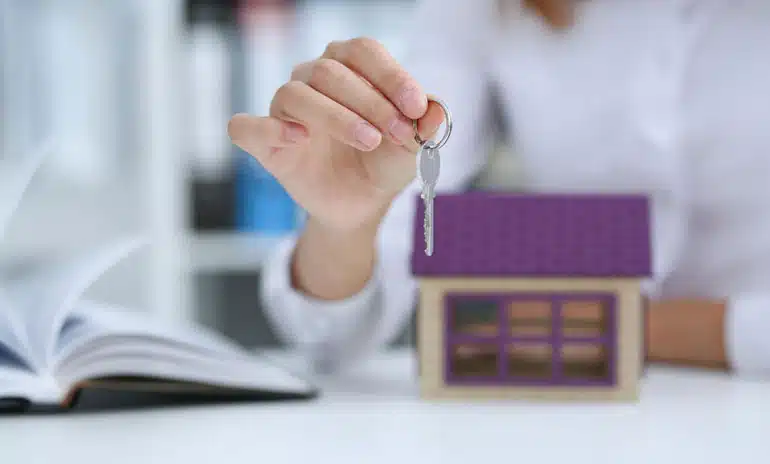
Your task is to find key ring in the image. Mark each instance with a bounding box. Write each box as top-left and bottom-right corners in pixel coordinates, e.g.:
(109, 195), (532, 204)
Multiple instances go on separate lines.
(413, 95), (453, 150)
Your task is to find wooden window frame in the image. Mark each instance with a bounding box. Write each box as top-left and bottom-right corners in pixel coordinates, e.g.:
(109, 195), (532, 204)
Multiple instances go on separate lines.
(443, 292), (617, 387)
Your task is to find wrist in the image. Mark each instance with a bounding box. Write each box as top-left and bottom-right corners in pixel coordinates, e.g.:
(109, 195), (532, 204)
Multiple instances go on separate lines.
(291, 210), (384, 301)
(305, 211), (382, 244)
(301, 215), (380, 256)
(307, 195), (393, 241)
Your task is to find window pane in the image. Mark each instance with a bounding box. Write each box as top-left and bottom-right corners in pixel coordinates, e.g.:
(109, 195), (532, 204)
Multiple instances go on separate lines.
(507, 343), (553, 378)
(449, 297), (499, 336)
(509, 300), (552, 336)
(561, 299), (609, 337)
(561, 343), (611, 380)
(448, 343), (499, 377)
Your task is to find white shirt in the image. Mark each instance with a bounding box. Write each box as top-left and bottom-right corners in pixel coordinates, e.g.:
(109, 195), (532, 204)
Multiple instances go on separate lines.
(260, 0), (770, 377)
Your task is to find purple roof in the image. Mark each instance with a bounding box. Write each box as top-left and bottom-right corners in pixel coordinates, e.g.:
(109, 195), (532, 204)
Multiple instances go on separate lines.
(411, 192), (652, 277)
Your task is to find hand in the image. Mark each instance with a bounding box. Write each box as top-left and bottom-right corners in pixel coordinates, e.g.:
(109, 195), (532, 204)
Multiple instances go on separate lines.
(521, 0), (575, 29)
(227, 37), (446, 233)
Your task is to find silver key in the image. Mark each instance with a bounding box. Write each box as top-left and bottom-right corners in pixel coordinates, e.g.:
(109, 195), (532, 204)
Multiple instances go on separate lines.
(412, 94), (452, 256)
(417, 142), (440, 256)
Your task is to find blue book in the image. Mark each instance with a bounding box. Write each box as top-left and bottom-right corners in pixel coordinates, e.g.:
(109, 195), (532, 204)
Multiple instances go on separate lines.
(235, 151), (299, 234)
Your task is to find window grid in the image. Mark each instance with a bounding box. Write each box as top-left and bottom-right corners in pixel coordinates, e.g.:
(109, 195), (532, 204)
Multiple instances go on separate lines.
(444, 292), (616, 386)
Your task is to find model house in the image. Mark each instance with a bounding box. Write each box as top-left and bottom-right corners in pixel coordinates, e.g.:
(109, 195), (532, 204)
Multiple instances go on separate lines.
(411, 192), (651, 401)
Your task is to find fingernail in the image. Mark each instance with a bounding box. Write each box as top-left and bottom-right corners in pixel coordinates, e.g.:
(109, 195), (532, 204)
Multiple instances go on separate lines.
(283, 124), (306, 143)
(354, 121), (381, 150)
(389, 118), (414, 145)
(398, 86), (425, 117)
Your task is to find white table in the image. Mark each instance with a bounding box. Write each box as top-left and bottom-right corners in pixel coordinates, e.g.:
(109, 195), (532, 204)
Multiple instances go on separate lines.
(1, 349), (769, 464)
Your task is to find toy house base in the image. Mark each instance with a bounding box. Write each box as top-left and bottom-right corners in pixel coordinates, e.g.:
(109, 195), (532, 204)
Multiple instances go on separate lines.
(416, 276), (645, 402)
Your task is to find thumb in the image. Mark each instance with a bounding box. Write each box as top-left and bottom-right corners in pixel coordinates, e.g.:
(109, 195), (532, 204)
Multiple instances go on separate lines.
(409, 99), (447, 152)
(227, 113), (309, 175)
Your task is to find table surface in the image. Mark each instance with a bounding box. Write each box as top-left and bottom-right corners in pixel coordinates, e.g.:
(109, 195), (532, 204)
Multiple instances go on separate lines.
(2, 349), (769, 464)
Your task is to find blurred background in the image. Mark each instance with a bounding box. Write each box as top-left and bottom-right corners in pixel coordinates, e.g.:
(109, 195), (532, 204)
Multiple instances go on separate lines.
(0, 0), (428, 348)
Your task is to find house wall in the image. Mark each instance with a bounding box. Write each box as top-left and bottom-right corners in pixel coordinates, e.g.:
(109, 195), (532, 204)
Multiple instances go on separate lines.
(417, 276), (644, 401)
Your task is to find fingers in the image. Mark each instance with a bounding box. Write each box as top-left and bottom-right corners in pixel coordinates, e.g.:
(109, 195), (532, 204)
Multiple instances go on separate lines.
(257, 37), (441, 158)
(270, 80), (384, 152)
(524, 0), (575, 29)
(413, 100), (446, 149)
(227, 113), (309, 171)
(322, 37), (428, 119)
(291, 58), (415, 146)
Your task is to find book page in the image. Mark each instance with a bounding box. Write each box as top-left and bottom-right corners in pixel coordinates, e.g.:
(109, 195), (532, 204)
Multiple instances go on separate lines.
(58, 299), (251, 362)
(0, 138), (59, 371)
(0, 341), (27, 371)
(0, 143), (47, 368)
(0, 364), (58, 405)
(0, 139), (52, 246)
(54, 300), (315, 395)
(3, 237), (145, 368)
(0, 287), (31, 370)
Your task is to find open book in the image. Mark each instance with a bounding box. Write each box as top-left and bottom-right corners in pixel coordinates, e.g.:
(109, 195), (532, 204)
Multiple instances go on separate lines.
(0, 145), (317, 413)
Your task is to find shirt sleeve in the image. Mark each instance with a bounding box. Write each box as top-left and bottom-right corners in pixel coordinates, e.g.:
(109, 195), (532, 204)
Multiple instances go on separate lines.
(725, 293), (770, 377)
(258, 0), (498, 374)
(259, 233), (384, 372)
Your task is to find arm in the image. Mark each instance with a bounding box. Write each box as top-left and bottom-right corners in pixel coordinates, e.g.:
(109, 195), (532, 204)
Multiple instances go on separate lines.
(642, 188), (770, 375)
(648, 295), (770, 376)
(259, 0), (497, 372)
(647, 299), (728, 369)
(291, 208), (384, 302)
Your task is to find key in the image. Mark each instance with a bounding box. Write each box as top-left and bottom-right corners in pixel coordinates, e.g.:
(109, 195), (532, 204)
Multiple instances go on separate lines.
(417, 141), (440, 256)
(412, 94), (453, 256)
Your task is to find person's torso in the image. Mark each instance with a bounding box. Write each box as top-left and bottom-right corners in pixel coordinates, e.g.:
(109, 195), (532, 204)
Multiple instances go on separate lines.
(482, 0), (770, 298)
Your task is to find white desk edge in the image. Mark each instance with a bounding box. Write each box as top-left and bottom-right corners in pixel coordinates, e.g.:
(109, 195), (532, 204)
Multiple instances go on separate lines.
(1, 349), (769, 464)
